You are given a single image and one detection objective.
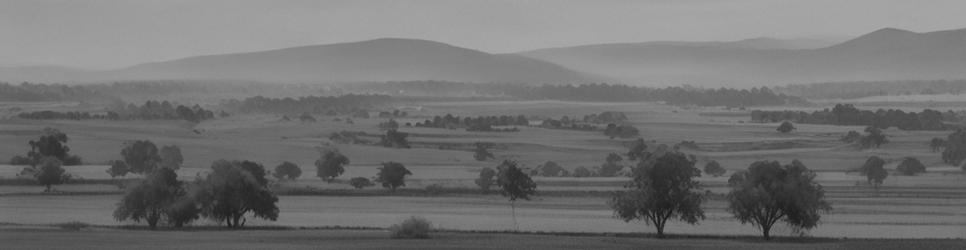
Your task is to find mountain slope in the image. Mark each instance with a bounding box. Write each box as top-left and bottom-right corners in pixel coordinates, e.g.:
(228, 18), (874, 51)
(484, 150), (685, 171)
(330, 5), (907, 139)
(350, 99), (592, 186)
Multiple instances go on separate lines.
(104, 38), (599, 84)
(520, 28), (966, 87)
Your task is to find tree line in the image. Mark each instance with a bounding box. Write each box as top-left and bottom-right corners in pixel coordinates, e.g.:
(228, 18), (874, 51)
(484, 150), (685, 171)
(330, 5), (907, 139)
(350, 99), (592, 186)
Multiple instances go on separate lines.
(752, 104), (961, 131)
(219, 94), (391, 116)
(17, 100), (216, 122)
(338, 81), (806, 107)
(413, 114), (529, 131)
(776, 79), (966, 100)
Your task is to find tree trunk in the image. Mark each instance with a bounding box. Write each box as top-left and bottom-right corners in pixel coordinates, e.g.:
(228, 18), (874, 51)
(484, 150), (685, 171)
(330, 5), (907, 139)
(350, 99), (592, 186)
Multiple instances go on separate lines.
(147, 213), (159, 228)
(511, 201), (518, 231)
(44, 184), (51, 192)
(761, 223), (772, 240)
(655, 222), (665, 238)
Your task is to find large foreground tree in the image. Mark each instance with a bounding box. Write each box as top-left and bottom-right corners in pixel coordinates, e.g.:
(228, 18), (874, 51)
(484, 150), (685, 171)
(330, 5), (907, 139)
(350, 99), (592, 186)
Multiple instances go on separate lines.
(609, 151), (704, 238)
(196, 160), (279, 227)
(727, 160), (831, 240)
(113, 167), (184, 228)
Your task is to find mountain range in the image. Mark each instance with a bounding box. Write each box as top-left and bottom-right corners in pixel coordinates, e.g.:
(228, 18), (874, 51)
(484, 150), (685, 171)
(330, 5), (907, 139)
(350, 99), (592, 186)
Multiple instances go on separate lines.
(1, 27), (964, 87)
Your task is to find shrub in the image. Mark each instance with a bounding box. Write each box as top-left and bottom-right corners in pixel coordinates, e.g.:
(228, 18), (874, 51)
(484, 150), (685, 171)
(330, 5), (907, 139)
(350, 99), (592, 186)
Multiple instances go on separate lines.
(896, 157), (926, 176)
(389, 216), (431, 239)
(704, 160), (726, 177)
(349, 177), (374, 189)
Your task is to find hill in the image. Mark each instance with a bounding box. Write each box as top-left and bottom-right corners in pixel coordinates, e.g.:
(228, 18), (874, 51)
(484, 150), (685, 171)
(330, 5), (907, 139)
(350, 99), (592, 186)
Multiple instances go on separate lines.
(520, 28), (966, 87)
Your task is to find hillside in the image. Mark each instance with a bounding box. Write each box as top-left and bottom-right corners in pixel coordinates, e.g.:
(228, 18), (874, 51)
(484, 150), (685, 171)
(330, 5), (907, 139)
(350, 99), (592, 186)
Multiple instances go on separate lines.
(520, 28), (966, 87)
(106, 38), (600, 85)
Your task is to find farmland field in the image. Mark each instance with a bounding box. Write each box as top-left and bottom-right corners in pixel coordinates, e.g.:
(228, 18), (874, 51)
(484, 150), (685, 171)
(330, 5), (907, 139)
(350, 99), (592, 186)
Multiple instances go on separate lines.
(1, 100), (965, 243)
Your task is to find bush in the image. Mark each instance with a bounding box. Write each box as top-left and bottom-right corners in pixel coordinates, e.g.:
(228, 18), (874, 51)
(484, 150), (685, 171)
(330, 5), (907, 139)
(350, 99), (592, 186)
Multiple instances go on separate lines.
(349, 177), (374, 189)
(896, 157), (926, 176)
(389, 216), (431, 239)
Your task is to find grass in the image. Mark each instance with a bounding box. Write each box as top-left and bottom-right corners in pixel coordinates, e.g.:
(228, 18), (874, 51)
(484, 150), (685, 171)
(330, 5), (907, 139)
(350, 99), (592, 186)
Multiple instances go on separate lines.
(1, 225), (964, 250)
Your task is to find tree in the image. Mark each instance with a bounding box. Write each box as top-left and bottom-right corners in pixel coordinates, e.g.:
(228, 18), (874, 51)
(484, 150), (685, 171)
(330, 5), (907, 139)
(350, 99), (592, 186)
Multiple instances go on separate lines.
(316, 150), (349, 182)
(626, 138), (649, 161)
(273, 161), (302, 180)
(376, 162), (412, 192)
(942, 129), (966, 166)
(859, 126), (888, 149)
(159, 145), (184, 170)
(777, 121), (796, 133)
(23, 127), (81, 166)
(609, 151), (704, 238)
(475, 167), (496, 192)
(604, 124), (640, 139)
(380, 129), (411, 148)
(196, 160), (279, 228)
(930, 137), (946, 152)
(34, 157), (70, 192)
(532, 161), (567, 177)
(113, 167), (183, 228)
(121, 140), (162, 174)
(473, 142), (495, 161)
(573, 166), (594, 177)
(496, 160), (536, 230)
(896, 157), (926, 176)
(106, 160), (129, 178)
(727, 160), (831, 240)
(703, 160), (726, 177)
(349, 177), (374, 189)
(598, 153), (625, 177)
(860, 156), (888, 190)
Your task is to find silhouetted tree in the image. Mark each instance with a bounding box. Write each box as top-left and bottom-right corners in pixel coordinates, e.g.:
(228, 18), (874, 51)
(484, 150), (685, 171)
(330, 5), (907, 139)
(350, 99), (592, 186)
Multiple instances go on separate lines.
(703, 160), (726, 177)
(496, 160), (536, 230)
(473, 142), (495, 161)
(777, 121), (796, 133)
(861, 156), (888, 190)
(727, 160), (831, 240)
(273, 161), (302, 180)
(106, 160), (129, 178)
(609, 151), (704, 238)
(626, 138), (649, 161)
(376, 162), (411, 192)
(195, 160), (278, 228)
(113, 168), (183, 228)
(475, 167), (496, 192)
(942, 129), (966, 166)
(121, 140), (162, 174)
(34, 157), (70, 192)
(159, 145), (183, 170)
(316, 150), (349, 182)
(896, 157), (926, 176)
(349, 177), (374, 189)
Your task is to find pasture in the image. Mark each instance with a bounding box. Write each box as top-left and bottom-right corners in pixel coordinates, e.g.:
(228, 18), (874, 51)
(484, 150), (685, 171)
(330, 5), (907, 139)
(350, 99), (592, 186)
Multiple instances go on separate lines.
(1, 100), (964, 242)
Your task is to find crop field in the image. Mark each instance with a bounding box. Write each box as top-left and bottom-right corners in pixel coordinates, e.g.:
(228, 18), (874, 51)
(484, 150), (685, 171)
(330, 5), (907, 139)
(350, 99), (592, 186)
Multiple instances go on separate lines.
(1, 100), (965, 242)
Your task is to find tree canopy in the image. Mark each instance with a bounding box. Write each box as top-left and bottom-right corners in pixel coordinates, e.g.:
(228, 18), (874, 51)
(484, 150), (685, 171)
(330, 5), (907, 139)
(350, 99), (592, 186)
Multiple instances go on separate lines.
(376, 162), (412, 192)
(609, 151), (704, 238)
(273, 161), (302, 180)
(727, 160), (831, 240)
(121, 140), (162, 174)
(196, 160), (279, 228)
(316, 150), (349, 182)
(34, 157), (70, 192)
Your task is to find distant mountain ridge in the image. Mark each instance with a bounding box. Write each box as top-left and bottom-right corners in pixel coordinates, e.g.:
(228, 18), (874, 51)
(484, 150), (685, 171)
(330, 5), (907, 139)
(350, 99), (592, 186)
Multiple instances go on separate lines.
(520, 27), (966, 87)
(1, 27), (965, 87)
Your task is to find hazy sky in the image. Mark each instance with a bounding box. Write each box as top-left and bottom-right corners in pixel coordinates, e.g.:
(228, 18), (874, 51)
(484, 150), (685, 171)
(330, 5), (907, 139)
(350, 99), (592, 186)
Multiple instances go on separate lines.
(2, 0), (965, 69)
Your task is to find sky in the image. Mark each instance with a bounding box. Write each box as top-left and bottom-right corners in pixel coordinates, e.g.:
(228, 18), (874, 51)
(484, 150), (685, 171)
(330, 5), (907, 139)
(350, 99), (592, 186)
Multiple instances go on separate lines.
(2, 0), (965, 70)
